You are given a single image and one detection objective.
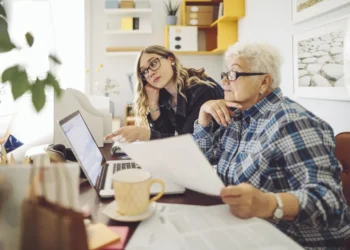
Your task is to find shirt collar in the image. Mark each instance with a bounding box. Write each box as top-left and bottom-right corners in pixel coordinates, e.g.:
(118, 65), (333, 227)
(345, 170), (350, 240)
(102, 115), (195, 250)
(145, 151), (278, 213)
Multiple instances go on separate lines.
(242, 88), (284, 123)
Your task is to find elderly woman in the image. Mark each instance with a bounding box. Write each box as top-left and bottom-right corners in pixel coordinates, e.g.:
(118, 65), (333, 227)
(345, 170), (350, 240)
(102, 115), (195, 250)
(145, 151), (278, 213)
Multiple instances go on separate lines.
(193, 42), (350, 249)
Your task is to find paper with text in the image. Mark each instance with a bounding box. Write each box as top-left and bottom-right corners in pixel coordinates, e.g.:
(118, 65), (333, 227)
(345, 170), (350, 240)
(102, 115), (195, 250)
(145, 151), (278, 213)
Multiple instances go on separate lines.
(119, 134), (224, 196)
(126, 203), (304, 250)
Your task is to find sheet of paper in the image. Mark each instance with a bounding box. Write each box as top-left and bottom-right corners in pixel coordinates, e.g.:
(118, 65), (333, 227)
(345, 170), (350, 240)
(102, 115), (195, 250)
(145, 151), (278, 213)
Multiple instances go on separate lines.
(125, 203), (304, 250)
(119, 134), (224, 196)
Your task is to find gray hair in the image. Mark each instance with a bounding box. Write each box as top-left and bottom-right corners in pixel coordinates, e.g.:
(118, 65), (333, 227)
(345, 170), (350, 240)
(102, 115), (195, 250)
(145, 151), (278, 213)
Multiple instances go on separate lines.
(224, 42), (282, 89)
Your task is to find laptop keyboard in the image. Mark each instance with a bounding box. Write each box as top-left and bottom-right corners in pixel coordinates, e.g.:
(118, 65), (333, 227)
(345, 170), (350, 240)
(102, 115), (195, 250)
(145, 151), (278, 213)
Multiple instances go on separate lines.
(111, 162), (141, 188)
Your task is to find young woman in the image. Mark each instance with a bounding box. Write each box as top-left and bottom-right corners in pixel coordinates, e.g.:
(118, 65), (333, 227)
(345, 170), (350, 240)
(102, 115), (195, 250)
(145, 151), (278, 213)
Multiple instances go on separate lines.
(104, 45), (224, 142)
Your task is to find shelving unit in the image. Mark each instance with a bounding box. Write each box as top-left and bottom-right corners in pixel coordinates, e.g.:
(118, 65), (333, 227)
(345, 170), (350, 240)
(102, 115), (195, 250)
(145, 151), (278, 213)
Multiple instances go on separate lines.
(165, 0), (245, 55)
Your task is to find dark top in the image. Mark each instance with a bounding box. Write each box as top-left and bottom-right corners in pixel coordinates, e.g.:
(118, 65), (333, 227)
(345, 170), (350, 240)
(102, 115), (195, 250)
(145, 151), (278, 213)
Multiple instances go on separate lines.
(147, 77), (224, 140)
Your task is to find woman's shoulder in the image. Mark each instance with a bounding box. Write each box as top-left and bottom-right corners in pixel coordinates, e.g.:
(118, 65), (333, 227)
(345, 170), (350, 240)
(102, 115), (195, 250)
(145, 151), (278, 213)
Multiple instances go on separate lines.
(186, 77), (223, 99)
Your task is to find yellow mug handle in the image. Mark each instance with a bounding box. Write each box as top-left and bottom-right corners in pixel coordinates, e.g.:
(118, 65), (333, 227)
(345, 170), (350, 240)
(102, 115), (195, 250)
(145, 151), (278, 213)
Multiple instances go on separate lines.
(149, 179), (165, 203)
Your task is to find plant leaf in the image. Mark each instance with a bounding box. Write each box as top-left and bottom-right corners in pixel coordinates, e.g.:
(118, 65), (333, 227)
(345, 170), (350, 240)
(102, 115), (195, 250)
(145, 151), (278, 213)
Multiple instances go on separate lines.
(1, 65), (18, 83)
(49, 54), (61, 65)
(44, 72), (61, 97)
(0, 16), (16, 52)
(0, 3), (6, 18)
(25, 32), (34, 47)
(31, 78), (46, 112)
(9, 67), (30, 99)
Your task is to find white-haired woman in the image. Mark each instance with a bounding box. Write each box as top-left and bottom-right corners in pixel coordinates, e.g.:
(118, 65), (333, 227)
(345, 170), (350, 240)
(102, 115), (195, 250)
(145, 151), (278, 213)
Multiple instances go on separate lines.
(193, 42), (350, 249)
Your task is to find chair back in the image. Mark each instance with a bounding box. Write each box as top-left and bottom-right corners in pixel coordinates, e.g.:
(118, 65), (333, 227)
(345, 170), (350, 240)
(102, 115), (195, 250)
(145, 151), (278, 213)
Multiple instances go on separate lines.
(335, 132), (350, 207)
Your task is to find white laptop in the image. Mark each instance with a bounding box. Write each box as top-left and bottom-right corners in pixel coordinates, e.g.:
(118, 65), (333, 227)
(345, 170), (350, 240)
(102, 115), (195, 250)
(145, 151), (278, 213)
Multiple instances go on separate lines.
(58, 110), (185, 198)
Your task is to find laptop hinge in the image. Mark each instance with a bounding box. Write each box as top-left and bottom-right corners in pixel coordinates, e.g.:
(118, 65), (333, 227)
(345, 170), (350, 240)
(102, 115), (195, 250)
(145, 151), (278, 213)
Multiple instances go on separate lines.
(98, 163), (108, 191)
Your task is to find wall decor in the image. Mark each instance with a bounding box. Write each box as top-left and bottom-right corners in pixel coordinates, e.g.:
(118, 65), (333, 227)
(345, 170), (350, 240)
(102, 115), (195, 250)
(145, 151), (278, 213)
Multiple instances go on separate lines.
(293, 16), (350, 101)
(292, 0), (350, 23)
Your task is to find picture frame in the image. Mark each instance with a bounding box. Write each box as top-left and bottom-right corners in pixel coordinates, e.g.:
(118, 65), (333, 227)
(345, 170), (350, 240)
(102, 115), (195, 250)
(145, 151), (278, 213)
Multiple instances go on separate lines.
(292, 0), (350, 24)
(293, 16), (350, 101)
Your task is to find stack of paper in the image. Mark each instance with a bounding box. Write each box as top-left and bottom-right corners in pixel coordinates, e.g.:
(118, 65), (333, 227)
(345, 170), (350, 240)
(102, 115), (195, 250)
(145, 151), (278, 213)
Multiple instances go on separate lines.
(125, 203), (304, 250)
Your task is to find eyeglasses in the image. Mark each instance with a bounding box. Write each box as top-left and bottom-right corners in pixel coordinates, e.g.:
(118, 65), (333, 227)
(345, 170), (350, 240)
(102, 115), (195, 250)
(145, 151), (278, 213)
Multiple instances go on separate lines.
(221, 71), (266, 81)
(139, 57), (162, 80)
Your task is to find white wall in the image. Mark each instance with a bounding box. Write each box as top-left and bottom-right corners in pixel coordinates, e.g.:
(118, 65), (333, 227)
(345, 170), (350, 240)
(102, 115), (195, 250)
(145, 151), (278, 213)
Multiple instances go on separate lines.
(238, 0), (350, 134)
(89, 0), (224, 125)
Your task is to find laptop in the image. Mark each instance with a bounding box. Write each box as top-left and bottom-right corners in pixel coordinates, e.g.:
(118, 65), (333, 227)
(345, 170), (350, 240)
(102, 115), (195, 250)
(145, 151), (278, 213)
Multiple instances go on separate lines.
(58, 110), (185, 198)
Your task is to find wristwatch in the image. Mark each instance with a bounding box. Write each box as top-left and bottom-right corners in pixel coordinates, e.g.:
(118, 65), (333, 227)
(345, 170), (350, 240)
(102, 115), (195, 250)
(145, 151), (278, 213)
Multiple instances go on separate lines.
(271, 193), (284, 219)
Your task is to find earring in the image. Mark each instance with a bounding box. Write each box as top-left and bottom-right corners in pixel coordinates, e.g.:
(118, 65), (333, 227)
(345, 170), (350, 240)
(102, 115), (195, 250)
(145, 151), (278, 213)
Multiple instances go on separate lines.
(259, 90), (264, 95)
(171, 62), (175, 66)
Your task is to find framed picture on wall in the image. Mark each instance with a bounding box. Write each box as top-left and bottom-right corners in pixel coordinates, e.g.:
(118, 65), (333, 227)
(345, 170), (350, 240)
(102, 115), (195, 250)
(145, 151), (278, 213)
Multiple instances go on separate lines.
(292, 0), (350, 24)
(293, 16), (350, 101)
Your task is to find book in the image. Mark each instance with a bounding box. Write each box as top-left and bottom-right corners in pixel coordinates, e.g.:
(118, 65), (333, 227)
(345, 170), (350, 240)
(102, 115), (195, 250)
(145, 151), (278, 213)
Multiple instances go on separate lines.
(121, 17), (133, 30)
(133, 17), (139, 30)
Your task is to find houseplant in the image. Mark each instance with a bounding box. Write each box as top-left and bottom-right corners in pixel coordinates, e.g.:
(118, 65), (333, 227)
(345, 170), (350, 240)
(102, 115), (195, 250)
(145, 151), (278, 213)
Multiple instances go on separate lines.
(0, 1), (61, 112)
(164, 0), (180, 25)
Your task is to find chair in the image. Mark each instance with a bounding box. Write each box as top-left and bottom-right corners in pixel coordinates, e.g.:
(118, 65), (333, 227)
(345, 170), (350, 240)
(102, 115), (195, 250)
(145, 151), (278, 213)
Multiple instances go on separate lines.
(334, 132), (350, 249)
(335, 132), (350, 206)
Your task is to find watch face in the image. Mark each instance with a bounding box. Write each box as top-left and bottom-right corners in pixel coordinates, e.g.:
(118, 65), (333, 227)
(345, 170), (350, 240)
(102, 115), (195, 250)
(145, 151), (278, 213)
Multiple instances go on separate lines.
(275, 209), (284, 219)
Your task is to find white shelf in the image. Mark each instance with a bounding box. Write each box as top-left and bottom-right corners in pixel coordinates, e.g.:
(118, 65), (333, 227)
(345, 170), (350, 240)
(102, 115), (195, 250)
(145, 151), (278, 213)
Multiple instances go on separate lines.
(104, 8), (152, 14)
(106, 52), (139, 56)
(105, 29), (152, 35)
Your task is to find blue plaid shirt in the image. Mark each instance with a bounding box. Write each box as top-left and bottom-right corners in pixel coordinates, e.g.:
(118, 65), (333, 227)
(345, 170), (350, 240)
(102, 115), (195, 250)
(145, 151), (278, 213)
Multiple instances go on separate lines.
(193, 88), (350, 249)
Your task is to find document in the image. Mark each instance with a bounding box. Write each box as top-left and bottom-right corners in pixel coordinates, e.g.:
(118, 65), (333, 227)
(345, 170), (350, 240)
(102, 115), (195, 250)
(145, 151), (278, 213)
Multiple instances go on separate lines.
(126, 203), (304, 250)
(119, 134), (224, 196)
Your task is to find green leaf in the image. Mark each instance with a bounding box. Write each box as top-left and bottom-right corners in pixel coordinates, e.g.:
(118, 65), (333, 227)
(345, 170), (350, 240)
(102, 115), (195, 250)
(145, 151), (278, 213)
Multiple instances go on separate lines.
(44, 72), (61, 97)
(31, 78), (46, 112)
(25, 32), (34, 47)
(49, 54), (61, 65)
(0, 3), (6, 18)
(1, 65), (18, 83)
(0, 16), (15, 52)
(9, 67), (30, 99)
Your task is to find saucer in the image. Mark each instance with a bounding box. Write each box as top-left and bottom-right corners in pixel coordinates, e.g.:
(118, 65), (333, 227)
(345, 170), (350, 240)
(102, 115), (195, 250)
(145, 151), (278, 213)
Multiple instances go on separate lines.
(102, 201), (157, 222)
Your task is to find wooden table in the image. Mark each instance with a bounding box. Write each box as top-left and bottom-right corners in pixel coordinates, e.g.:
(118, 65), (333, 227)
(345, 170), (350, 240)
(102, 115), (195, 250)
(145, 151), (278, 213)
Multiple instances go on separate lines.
(79, 143), (223, 246)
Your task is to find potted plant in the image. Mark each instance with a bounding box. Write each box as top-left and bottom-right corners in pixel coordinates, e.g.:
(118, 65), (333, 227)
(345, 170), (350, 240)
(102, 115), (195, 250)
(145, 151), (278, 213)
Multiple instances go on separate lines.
(0, 1), (61, 112)
(164, 0), (180, 25)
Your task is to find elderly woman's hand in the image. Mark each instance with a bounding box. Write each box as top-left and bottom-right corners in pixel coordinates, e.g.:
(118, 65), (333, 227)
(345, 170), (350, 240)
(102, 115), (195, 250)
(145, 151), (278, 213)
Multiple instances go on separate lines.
(198, 100), (242, 127)
(220, 183), (277, 219)
(104, 126), (151, 143)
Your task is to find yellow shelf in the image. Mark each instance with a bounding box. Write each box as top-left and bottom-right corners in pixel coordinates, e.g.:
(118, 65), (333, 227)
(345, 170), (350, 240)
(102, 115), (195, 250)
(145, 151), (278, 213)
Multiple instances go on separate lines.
(173, 50), (224, 55)
(210, 16), (238, 27)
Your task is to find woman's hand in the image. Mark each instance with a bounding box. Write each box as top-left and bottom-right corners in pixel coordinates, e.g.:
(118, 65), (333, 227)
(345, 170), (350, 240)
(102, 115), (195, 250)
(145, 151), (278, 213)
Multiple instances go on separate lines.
(104, 126), (151, 143)
(145, 84), (160, 109)
(220, 183), (277, 219)
(198, 100), (242, 127)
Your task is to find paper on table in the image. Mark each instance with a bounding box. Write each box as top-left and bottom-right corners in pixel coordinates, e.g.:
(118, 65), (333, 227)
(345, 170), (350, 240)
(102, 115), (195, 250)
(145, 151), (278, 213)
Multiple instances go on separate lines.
(119, 134), (224, 196)
(126, 203), (304, 250)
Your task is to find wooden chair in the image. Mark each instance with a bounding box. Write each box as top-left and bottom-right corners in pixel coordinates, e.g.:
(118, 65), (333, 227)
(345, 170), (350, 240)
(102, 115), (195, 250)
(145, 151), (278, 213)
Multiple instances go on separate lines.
(334, 132), (350, 249)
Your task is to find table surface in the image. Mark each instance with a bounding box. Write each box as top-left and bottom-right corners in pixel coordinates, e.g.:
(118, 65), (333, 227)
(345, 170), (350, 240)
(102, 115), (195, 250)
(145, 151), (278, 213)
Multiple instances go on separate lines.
(79, 143), (223, 246)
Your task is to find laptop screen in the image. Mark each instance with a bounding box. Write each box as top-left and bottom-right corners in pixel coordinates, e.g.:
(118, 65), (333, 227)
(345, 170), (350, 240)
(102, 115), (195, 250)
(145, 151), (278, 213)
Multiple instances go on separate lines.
(60, 112), (104, 186)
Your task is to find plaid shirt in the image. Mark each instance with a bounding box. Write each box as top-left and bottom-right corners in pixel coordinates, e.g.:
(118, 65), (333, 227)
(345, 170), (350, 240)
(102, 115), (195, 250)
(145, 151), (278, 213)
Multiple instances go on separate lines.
(193, 88), (350, 249)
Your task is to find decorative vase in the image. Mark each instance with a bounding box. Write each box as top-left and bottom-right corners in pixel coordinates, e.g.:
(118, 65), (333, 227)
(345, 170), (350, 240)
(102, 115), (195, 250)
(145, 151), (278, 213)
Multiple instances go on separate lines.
(166, 15), (177, 25)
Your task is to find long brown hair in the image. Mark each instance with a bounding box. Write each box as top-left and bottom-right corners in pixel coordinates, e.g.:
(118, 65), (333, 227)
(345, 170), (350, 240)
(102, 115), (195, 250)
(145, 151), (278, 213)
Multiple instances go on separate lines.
(134, 45), (215, 127)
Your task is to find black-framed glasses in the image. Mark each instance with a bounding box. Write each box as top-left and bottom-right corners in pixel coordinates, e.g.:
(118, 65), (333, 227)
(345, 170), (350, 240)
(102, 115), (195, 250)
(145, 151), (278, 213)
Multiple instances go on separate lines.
(139, 57), (162, 80)
(221, 71), (266, 81)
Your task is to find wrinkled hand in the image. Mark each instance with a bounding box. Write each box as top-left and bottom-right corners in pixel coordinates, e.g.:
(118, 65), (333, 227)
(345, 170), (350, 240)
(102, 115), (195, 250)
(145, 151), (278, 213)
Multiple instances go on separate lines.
(198, 99), (242, 127)
(104, 126), (151, 143)
(220, 183), (276, 219)
(145, 84), (160, 108)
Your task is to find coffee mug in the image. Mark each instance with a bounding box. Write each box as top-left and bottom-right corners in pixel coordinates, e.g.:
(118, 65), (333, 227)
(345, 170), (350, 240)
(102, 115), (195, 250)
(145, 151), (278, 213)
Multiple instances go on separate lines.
(112, 169), (165, 216)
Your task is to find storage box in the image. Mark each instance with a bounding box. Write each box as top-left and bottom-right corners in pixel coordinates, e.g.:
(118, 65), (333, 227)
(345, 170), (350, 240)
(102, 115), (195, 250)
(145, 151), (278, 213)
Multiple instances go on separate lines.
(135, 0), (150, 8)
(168, 26), (198, 51)
(186, 12), (213, 26)
(105, 0), (119, 9)
(121, 17), (133, 30)
(120, 0), (135, 8)
(186, 6), (213, 13)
